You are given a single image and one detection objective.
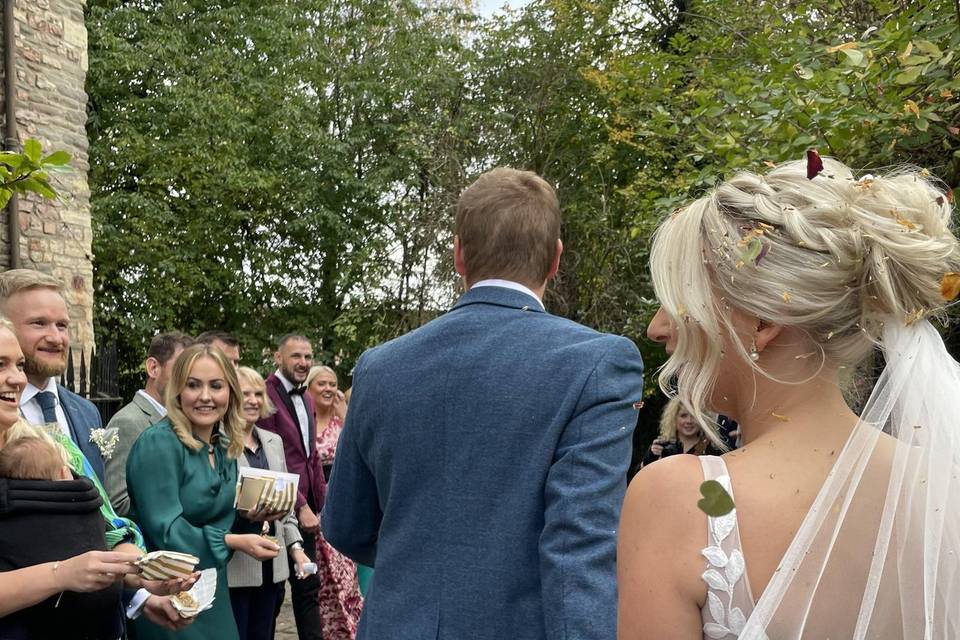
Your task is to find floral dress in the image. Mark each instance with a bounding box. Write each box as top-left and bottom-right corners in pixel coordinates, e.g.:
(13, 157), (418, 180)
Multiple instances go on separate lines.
(315, 414), (364, 639)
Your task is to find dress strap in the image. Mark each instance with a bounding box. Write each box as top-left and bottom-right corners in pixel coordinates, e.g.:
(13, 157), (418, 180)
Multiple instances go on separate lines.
(698, 455), (754, 639)
(699, 454), (730, 484)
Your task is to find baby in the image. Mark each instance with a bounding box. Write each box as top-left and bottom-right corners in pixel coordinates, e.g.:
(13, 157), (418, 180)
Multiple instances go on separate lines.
(0, 434), (72, 481)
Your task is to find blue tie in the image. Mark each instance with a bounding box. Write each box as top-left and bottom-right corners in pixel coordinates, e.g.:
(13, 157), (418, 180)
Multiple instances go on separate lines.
(35, 391), (58, 425)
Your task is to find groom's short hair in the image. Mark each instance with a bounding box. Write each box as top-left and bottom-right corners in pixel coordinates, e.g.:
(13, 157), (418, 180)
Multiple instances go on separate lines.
(455, 168), (560, 287)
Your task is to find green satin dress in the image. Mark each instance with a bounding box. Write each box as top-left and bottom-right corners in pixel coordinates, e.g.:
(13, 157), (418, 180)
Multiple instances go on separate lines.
(126, 419), (240, 640)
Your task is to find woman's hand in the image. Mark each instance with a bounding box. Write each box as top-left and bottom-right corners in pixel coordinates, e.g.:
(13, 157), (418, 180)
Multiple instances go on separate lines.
(649, 440), (665, 457)
(134, 571), (201, 596)
(54, 550), (141, 592)
(290, 547), (311, 579)
(333, 390), (348, 420)
(242, 504), (288, 523)
(226, 533), (280, 561)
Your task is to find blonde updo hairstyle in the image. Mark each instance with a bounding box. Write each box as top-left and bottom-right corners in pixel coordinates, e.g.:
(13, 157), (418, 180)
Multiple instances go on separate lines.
(651, 157), (960, 445)
(165, 344), (246, 459)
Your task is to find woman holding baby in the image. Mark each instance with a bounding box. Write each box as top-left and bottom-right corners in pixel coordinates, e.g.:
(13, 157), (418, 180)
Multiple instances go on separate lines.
(0, 319), (193, 638)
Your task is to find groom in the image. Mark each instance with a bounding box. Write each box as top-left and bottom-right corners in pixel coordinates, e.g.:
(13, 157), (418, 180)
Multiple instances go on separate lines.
(323, 168), (645, 640)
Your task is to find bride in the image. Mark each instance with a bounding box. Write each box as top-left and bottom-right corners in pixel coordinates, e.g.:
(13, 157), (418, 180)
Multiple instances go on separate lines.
(618, 156), (960, 639)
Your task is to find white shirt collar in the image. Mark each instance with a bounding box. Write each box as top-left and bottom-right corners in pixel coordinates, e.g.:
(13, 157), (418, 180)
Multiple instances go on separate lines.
(470, 279), (544, 310)
(22, 377), (59, 407)
(137, 389), (167, 417)
(275, 370), (295, 392)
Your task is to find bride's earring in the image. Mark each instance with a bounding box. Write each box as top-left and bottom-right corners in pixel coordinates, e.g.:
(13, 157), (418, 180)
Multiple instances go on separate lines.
(750, 339), (760, 361)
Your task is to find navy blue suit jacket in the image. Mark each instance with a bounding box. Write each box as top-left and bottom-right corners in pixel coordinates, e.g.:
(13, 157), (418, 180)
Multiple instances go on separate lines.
(322, 286), (644, 640)
(58, 384), (106, 483)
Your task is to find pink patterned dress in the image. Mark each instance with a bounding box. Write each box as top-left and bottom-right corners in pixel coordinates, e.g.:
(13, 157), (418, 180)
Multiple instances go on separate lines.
(315, 414), (364, 639)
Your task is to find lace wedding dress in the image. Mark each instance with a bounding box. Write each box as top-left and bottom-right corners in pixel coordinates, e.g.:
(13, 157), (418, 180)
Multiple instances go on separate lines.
(699, 320), (960, 639)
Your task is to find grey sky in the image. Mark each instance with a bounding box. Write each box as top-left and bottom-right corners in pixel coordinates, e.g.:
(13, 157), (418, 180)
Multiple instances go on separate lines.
(475, 0), (531, 17)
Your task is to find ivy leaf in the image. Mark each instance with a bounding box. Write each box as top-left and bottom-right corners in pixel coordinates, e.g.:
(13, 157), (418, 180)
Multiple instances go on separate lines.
(793, 64), (814, 80)
(0, 152), (23, 168)
(23, 139), (41, 164)
(0, 189), (10, 209)
(699, 480), (736, 517)
(41, 150), (71, 166)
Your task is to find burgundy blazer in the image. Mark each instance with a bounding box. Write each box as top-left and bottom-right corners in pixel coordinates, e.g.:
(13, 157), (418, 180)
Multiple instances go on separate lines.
(257, 373), (327, 512)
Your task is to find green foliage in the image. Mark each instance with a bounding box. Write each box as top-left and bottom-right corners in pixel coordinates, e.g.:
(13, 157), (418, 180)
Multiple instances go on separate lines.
(87, 0), (474, 395)
(0, 140), (71, 208)
(87, 0), (960, 417)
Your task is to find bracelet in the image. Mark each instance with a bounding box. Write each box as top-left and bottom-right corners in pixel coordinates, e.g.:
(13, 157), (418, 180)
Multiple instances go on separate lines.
(52, 561), (64, 608)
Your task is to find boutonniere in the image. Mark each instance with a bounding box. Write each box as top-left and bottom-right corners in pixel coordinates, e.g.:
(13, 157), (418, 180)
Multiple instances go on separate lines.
(90, 427), (119, 460)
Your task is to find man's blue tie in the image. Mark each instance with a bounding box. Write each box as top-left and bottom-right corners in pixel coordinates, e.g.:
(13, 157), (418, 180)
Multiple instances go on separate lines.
(35, 391), (59, 424)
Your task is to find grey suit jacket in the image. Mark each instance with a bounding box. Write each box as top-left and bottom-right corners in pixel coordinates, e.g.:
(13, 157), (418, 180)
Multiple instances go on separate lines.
(226, 427), (303, 588)
(105, 392), (163, 516)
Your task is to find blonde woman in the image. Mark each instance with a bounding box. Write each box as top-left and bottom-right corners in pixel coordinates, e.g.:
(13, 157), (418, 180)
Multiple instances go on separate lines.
(306, 364), (363, 639)
(640, 398), (723, 468)
(619, 158), (960, 638)
(127, 344), (281, 640)
(307, 365), (347, 479)
(227, 367), (311, 640)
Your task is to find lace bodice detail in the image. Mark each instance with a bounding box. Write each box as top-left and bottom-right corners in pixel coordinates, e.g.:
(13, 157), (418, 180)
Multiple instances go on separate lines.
(699, 456), (755, 639)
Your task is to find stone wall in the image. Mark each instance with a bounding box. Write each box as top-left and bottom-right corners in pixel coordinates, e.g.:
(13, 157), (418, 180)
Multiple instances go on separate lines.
(0, 0), (95, 355)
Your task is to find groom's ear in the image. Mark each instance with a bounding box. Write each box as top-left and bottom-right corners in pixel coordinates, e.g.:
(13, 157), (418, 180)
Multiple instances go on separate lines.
(454, 235), (467, 277)
(546, 239), (563, 281)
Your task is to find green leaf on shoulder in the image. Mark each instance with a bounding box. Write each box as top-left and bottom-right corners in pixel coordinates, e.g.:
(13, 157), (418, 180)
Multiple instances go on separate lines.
(698, 479), (735, 517)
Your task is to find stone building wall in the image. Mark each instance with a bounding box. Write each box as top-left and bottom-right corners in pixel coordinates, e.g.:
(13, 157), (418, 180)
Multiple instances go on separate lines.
(0, 0), (95, 355)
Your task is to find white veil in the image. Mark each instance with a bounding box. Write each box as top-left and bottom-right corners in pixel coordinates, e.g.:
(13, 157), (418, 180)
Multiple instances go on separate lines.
(741, 318), (960, 639)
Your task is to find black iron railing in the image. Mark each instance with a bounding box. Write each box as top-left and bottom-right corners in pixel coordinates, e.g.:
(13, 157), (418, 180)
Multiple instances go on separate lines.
(60, 342), (124, 425)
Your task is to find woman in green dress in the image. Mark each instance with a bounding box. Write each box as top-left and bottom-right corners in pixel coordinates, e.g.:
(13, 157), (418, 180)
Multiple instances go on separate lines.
(127, 343), (282, 640)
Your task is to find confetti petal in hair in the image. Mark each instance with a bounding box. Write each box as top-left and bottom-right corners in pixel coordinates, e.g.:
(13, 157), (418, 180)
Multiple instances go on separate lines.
(764, 160), (776, 168)
(894, 212), (918, 230)
(940, 273), (960, 301)
(741, 237), (763, 264)
(806, 149), (824, 180)
(782, 291), (792, 303)
(905, 308), (925, 325)
(755, 241), (771, 265)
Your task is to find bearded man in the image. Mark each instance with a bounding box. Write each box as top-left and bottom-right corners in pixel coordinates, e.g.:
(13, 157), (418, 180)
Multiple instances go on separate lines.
(0, 269), (106, 482)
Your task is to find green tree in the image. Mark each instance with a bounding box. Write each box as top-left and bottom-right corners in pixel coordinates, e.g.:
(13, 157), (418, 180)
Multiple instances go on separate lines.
(87, 0), (474, 395)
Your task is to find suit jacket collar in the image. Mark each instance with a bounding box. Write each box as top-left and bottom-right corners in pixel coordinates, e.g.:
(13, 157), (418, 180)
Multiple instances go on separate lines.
(266, 373), (316, 456)
(133, 391), (164, 422)
(452, 285), (547, 314)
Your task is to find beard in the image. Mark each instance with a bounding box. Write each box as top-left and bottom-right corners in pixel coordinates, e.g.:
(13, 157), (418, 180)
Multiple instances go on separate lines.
(25, 352), (68, 380)
(281, 365), (307, 385)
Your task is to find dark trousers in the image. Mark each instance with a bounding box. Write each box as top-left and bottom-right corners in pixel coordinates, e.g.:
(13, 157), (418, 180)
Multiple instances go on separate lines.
(289, 527), (323, 640)
(230, 562), (284, 640)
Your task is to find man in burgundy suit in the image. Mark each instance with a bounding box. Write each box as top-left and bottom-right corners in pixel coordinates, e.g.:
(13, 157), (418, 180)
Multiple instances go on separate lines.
(258, 333), (325, 640)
